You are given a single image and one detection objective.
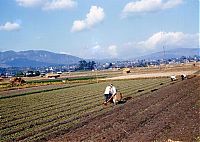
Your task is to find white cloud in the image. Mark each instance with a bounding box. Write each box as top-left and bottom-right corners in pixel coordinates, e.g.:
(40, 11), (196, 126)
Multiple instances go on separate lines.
(77, 32), (198, 59)
(16, 0), (76, 10)
(138, 32), (199, 50)
(85, 6), (105, 27)
(0, 22), (21, 31)
(71, 6), (105, 32)
(123, 0), (183, 15)
(108, 45), (118, 58)
(43, 0), (77, 10)
(78, 44), (118, 59)
(71, 20), (87, 32)
(115, 32), (199, 58)
(16, 0), (44, 7)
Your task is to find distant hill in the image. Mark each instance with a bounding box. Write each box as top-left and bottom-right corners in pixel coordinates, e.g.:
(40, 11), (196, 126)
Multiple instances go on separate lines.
(136, 48), (199, 60)
(0, 50), (82, 67)
(1, 48), (199, 68)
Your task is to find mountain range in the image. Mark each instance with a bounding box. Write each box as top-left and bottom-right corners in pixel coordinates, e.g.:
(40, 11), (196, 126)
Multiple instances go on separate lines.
(136, 48), (199, 60)
(0, 50), (82, 67)
(0, 48), (199, 67)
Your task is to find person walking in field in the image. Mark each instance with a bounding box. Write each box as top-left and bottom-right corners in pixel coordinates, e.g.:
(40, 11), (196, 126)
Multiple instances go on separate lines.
(103, 84), (117, 104)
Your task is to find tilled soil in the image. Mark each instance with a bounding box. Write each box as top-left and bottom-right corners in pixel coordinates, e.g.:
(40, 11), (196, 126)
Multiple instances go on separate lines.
(105, 70), (198, 80)
(49, 76), (200, 142)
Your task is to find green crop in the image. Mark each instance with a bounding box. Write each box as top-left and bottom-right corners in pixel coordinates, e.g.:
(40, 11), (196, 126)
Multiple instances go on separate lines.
(0, 78), (171, 142)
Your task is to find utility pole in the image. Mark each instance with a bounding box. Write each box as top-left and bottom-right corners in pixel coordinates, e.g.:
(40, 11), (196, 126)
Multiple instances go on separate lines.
(163, 45), (166, 61)
(163, 45), (167, 70)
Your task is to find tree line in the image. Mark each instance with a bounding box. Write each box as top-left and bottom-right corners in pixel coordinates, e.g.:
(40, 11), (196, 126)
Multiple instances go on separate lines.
(77, 60), (96, 70)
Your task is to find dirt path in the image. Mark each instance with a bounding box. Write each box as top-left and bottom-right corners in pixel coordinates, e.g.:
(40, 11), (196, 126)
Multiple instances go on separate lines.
(104, 70), (198, 80)
(49, 77), (200, 142)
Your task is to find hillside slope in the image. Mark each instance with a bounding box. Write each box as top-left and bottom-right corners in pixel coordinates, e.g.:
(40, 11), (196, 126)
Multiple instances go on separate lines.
(0, 50), (82, 67)
(137, 48), (199, 60)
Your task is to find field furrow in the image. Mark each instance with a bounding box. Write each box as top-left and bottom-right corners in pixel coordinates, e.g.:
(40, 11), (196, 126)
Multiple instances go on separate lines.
(0, 78), (173, 142)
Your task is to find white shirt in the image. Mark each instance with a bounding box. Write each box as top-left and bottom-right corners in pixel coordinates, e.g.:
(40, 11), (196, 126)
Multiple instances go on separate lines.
(104, 86), (111, 94)
(110, 86), (117, 95)
(104, 85), (117, 95)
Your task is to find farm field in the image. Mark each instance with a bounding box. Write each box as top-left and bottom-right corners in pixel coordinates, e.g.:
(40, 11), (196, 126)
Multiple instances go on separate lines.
(0, 81), (92, 99)
(106, 70), (197, 80)
(0, 77), (172, 142)
(49, 76), (200, 142)
(1, 0), (199, 141)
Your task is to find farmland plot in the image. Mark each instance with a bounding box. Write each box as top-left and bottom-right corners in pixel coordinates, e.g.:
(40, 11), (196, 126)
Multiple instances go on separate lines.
(0, 81), (93, 99)
(50, 76), (200, 142)
(0, 78), (171, 142)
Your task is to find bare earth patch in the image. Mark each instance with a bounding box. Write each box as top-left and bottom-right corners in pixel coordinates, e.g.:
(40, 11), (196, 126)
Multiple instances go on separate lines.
(48, 76), (200, 142)
(104, 70), (198, 80)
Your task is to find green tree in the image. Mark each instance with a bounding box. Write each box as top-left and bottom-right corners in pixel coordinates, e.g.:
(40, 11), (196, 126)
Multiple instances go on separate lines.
(88, 61), (96, 70)
(78, 60), (96, 70)
(78, 60), (88, 70)
(16, 71), (24, 77)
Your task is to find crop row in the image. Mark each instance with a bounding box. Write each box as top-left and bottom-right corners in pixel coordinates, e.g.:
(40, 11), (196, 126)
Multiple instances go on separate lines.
(1, 100), (102, 137)
(1, 78), (166, 132)
(0, 82), (100, 115)
(1, 78), (164, 120)
(1, 79), (154, 128)
(1, 78), (171, 141)
(0, 81), (92, 103)
(1, 78), (169, 126)
(2, 101), (107, 141)
(0, 79), (156, 115)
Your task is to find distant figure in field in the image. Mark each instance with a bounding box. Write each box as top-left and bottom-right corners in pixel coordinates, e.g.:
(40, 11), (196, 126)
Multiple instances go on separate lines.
(103, 84), (117, 104)
(170, 75), (176, 81)
(181, 74), (187, 80)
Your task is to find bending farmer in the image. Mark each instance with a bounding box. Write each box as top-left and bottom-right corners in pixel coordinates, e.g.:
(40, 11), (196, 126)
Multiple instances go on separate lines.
(104, 84), (117, 103)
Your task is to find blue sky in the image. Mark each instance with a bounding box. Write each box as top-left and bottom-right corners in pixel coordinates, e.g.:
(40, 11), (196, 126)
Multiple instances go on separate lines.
(0, 0), (199, 59)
